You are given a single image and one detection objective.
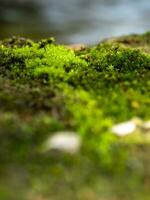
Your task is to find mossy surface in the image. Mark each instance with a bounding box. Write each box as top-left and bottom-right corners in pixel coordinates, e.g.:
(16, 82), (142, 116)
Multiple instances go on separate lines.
(0, 33), (150, 200)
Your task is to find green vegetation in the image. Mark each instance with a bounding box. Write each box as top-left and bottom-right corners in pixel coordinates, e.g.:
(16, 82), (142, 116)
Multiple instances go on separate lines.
(0, 33), (150, 200)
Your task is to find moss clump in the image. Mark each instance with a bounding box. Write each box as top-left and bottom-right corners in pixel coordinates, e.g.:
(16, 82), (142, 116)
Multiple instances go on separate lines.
(0, 32), (150, 199)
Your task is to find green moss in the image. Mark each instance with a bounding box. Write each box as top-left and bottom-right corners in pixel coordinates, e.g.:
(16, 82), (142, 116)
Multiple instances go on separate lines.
(0, 32), (150, 199)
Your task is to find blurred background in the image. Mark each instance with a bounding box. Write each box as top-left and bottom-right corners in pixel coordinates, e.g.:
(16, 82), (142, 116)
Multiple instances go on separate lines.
(0, 0), (150, 44)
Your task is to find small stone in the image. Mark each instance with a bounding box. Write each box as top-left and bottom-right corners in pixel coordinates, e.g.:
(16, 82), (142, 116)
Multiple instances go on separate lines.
(42, 131), (81, 154)
(111, 121), (137, 136)
(65, 44), (86, 51)
(141, 121), (150, 132)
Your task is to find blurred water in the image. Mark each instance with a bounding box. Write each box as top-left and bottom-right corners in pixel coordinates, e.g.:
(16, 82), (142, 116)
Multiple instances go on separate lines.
(0, 0), (150, 44)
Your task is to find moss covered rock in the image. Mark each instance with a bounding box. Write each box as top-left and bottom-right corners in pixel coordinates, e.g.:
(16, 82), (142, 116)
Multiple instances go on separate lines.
(0, 33), (150, 200)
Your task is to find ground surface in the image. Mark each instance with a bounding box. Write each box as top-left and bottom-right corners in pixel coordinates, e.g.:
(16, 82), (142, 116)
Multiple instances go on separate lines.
(0, 33), (150, 200)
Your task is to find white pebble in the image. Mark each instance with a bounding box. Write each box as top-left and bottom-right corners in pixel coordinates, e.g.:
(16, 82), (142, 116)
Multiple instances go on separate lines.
(43, 131), (81, 154)
(111, 121), (137, 136)
(142, 121), (150, 131)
